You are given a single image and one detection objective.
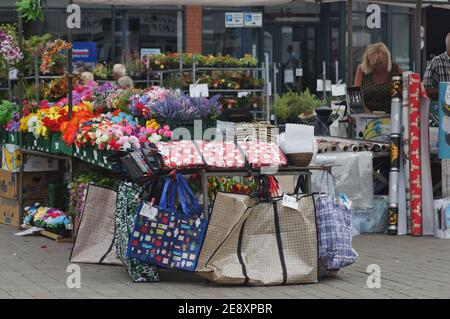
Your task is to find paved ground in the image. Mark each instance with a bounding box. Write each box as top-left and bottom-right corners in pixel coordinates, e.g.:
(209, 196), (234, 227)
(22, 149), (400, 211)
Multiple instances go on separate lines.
(0, 224), (449, 299)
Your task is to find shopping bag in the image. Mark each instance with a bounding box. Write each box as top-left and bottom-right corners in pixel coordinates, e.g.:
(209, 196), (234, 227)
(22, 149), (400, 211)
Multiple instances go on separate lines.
(114, 182), (160, 282)
(127, 173), (207, 272)
(70, 185), (122, 265)
(314, 173), (358, 271)
(200, 192), (318, 285)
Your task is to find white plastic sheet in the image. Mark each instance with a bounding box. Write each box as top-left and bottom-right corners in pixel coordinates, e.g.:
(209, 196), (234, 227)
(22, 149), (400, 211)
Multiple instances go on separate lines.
(311, 151), (374, 210)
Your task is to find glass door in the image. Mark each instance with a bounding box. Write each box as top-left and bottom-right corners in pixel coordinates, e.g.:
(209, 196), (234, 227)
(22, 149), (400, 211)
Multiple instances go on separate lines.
(265, 24), (319, 95)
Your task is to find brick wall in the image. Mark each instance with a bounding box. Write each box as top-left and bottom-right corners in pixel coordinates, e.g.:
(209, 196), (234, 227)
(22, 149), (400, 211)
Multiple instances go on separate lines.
(185, 6), (202, 54)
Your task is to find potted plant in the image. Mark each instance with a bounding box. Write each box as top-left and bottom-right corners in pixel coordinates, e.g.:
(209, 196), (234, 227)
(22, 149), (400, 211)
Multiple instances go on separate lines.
(272, 89), (321, 124)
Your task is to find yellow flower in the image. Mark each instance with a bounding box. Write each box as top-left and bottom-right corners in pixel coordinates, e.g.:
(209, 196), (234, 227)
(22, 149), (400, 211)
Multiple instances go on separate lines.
(36, 122), (49, 138)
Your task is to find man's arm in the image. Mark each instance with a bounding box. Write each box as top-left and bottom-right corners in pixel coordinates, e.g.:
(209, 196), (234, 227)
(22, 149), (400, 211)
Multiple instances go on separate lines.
(423, 59), (439, 100)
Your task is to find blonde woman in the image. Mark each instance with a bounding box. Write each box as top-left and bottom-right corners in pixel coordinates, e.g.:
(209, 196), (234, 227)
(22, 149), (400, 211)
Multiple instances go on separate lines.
(354, 42), (403, 114)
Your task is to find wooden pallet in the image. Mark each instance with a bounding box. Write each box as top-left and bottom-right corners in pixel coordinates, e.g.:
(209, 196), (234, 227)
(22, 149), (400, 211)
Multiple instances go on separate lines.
(24, 226), (72, 243)
(39, 230), (72, 243)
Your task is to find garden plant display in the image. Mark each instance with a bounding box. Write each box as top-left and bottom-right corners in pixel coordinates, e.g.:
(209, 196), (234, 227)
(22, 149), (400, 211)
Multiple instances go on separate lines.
(0, 25), (23, 66)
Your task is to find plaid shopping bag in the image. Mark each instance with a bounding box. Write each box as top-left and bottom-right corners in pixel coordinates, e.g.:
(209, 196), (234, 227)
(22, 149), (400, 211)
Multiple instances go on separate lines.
(314, 192), (358, 271)
(127, 173), (207, 272)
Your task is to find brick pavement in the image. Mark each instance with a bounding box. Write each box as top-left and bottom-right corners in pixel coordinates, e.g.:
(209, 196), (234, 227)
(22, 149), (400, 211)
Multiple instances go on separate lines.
(0, 224), (449, 299)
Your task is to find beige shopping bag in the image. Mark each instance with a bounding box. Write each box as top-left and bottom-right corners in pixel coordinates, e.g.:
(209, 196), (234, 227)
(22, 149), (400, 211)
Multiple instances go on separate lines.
(199, 193), (318, 285)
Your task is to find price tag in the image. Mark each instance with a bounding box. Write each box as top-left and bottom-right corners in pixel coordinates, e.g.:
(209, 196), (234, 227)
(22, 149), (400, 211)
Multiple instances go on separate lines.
(340, 193), (352, 210)
(140, 202), (158, 221)
(238, 91), (250, 98)
(282, 194), (298, 210)
(189, 84), (209, 97)
(93, 150), (98, 160)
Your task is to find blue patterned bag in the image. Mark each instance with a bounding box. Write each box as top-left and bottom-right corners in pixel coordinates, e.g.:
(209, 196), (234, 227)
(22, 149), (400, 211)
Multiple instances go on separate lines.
(314, 173), (358, 271)
(127, 173), (207, 272)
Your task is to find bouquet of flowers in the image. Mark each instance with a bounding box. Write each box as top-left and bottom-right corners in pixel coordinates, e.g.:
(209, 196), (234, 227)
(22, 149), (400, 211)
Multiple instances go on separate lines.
(5, 112), (20, 132)
(190, 94), (222, 119)
(60, 103), (94, 145)
(92, 81), (114, 112)
(129, 87), (169, 118)
(138, 119), (173, 144)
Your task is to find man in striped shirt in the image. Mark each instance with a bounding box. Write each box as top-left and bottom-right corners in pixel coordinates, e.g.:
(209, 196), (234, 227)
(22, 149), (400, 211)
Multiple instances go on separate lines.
(424, 32), (450, 100)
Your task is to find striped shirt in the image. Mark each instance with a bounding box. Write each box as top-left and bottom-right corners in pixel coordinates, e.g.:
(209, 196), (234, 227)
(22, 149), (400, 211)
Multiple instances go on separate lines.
(423, 52), (450, 89)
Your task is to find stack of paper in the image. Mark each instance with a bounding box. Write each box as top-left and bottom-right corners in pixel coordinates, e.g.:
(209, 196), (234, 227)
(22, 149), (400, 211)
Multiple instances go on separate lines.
(279, 124), (314, 154)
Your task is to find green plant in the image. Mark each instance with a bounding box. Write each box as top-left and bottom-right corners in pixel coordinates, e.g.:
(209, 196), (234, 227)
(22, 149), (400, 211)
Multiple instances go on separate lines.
(16, 0), (45, 23)
(272, 89), (322, 122)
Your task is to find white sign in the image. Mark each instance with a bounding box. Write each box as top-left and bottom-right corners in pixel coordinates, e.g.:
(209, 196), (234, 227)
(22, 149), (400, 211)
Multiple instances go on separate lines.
(282, 194), (298, 210)
(225, 12), (244, 28)
(8, 68), (18, 80)
(331, 83), (347, 97)
(238, 91), (250, 98)
(140, 202), (158, 221)
(190, 83), (209, 97)
(284, 69), (294, 84)
(295, 68), (303, 77)
(317, 79), (332, 92)
(244, 12), (263, 27)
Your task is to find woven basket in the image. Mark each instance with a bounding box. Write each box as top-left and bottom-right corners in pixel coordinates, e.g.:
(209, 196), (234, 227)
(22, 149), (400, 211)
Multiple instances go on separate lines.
(234, 121), (277, 143)
(286, 152), (313, 167)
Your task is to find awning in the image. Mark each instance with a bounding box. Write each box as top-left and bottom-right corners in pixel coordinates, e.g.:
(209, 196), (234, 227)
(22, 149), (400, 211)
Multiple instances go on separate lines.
(305, 0), (450, 9)
(74, 0), (294, 6)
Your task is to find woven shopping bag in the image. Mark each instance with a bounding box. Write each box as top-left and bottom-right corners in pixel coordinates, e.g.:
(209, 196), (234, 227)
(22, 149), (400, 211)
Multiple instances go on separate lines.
(200, 192), (318, 285)
(314, 173), (358, 271)
(115, 182), (160, 282)
(127, 173), (207, 272)
(70, 185), (122, 265)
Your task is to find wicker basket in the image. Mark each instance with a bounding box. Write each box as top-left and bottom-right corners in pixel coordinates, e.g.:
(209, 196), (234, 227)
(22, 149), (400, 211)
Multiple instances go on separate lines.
(286, 152), (313, 167)
(234, 121), (277, 143)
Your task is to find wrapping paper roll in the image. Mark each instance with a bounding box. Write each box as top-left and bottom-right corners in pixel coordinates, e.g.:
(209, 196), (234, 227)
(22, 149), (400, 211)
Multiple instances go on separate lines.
(388, 76), (402, 235)
(402, 72), (412, 234)
(408, 73), (423, 236)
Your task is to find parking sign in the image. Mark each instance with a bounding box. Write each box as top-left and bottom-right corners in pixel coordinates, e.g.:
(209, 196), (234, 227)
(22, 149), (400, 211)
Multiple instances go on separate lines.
(225, 12), (244, 28)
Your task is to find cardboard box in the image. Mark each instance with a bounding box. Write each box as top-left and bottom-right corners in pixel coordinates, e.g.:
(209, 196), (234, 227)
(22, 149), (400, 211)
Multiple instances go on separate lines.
(2, 144), (59, 172)
(0, 196), (42, 228)
(0, 169), (57, 199)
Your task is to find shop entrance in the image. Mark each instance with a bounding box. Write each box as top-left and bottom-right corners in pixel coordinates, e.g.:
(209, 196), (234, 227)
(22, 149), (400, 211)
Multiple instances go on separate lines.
(264, 24), (319, 95)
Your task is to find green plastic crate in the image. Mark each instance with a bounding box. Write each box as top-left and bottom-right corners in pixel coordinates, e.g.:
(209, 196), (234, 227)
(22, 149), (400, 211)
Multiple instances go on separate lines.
(51, 133), (62, 154)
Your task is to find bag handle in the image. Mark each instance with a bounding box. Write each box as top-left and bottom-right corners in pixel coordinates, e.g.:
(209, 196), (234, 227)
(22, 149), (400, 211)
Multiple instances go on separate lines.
(176, 173), (202, 216)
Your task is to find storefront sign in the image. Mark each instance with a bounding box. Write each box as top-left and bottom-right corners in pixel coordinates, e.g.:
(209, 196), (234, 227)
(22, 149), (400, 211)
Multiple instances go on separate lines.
(72, 42), (97, 63)
(225, 12), (244, 28)
(366, 4), (381, 29)
(244, 12), (263, 27)
(141, 15), (177, 37)
(66, 4), (81, 29)
(140, 48), (161, 61)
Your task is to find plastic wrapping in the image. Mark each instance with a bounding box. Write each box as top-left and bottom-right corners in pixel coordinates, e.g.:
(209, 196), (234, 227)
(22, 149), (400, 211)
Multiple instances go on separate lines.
(352, 196), (388, 236)
(311, 151), (373, 209)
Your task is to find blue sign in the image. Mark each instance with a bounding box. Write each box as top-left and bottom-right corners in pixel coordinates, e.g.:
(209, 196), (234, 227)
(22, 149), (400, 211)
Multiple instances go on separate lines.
(72, 42), (97, 63)
(226, 14), (232, 22)
(438, 82), (450, 159)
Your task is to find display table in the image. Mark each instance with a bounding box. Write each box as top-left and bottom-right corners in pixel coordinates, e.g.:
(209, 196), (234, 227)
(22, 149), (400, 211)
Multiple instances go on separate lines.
(193, 165), (334, 220)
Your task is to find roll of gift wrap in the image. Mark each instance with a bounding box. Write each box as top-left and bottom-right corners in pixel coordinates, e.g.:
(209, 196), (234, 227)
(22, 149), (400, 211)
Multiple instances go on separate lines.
(408, 73), (423, 236)
(402, 72), (412, 234)
(388, 76), (402, 235)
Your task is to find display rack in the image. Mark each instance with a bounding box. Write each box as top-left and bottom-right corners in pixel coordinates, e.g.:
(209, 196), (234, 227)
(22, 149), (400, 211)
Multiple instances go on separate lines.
(149, 55), (272, 121)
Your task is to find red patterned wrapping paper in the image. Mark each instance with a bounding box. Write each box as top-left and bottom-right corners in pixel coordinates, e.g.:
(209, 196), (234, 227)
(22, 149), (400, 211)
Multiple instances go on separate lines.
(408, 73), (423, 236)
(237, 141), (288, 168)
(155, 141), (205, 169)
(195, 141), (246, 168)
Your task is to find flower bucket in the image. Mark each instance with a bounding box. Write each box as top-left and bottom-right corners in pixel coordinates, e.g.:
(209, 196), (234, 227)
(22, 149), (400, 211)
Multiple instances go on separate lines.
(37, 137), (52, 153)
(7, 132), (20, 145)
